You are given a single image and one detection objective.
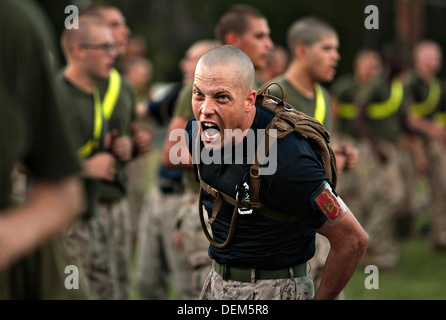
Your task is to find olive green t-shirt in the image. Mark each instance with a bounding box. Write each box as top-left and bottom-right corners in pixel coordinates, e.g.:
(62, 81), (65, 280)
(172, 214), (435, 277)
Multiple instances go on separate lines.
(355, 75), (409, 143)
(55, 71), (107, 219)
(0, 1), (81, 209)
(407, 70), (446, 126)
(270, 76), (333, 132)
(330, 74), (361, 137)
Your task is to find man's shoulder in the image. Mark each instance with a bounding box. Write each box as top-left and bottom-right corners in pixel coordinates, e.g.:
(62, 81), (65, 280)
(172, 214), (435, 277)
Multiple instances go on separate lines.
(174, 83), (194, 118)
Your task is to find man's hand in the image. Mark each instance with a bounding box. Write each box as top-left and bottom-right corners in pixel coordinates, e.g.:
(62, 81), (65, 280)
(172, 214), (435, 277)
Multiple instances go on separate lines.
(107, 130), (133, 162)
(343, 144), (359, 171)
(83, 152), (116, 181)
(132, 122), (152, 156)
(332, 145), (347, 173)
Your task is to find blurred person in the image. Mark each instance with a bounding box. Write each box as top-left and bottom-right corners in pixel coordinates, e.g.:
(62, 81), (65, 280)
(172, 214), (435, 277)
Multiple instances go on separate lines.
(80, 4), (152, 299)
(331, 49), (383, 135)
(124, 35), (148, 58)
(161, 4), (275, 299)
(354, 42), (414, 269)
(119, 56), (153, 103)
(329, 49), (383, 240)
(119, 55), (154, 245)
(57, 16), (122, 300)
(136, 39), (220, 300)
(214, 4), (274, 89)
(407, 40), (446, 251)
(269, 16), (358, 298)
(0, 0), (87, 299)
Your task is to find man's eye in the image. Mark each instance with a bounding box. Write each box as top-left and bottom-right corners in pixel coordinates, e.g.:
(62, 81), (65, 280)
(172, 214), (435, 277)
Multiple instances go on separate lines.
(218, 95), (228, 100)
(194, 91), (203, 97)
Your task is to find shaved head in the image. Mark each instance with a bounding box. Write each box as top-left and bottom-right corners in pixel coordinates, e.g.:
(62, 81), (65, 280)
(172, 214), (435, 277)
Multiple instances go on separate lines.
(61, 16), (107, 59)
(287, 16), (337, 55)
(197, 45), (255, 93)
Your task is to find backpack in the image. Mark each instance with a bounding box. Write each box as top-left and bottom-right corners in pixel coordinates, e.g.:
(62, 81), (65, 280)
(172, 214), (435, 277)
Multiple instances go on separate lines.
(196, 81), (338, 248)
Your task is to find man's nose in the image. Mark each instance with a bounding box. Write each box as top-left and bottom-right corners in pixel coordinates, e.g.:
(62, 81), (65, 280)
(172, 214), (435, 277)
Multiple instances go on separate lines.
(201, 100), (215, 115)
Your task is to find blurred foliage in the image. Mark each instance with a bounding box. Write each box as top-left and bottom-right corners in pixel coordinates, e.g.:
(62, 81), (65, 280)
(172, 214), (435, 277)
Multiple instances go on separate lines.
(36, 0), (446, 84)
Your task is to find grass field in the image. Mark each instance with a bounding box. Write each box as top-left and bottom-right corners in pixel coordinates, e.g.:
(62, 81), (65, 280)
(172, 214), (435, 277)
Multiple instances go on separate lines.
(344, 235), (446, 300)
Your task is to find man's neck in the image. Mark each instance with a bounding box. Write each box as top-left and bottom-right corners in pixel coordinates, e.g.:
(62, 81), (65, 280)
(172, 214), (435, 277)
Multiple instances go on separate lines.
(64, 64), (96, 93)
(285, 62), (317, 98)
(415, 67), (435, 83)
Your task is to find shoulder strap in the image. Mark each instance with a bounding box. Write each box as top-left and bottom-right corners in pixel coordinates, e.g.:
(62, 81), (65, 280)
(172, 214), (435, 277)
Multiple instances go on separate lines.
(77, 86), (104, 159)
(102, 68), (122, 120)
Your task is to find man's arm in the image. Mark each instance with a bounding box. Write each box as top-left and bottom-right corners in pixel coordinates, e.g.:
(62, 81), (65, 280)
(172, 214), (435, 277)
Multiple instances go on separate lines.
(313, 209), (369, 300)
(162, 116), (194, 170)
(0, 175), (85, 270)
(131, 122), (152, 157)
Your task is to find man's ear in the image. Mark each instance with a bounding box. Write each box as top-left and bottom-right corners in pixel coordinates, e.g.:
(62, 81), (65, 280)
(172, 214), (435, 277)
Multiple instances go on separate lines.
(295, 44), (307, 60)
(71, 44), (84, 59)
(225, 31), (240, 46)
(245, 89), (256, 112)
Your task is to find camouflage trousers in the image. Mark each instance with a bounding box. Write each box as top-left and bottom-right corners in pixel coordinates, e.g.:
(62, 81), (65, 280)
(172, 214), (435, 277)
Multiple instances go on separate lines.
(65, 198), (132, 300)
(199, 265), (314, 300)
(177, 190), (213, 299)
(355, 140), (405, 269)
(1, 236), (91, 299)
(425, 139), (446, 247)
(135, 186), (192, 300)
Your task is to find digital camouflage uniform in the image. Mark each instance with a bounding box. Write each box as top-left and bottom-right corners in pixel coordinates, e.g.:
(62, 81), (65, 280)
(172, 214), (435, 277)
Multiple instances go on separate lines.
(58, 69), (137, 299)
(136, 82), (200, 299)
(408, 71), (446, 249)
(200, 267), (314, 300)
(95, 71), (136, 299)
(354, 75), (410, 269)
(173, 82), (213, 299)
(136, 185), (192, 299)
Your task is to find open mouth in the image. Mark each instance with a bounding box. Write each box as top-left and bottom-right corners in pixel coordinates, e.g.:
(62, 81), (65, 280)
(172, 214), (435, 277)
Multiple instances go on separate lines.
(201, 122), (221, 143)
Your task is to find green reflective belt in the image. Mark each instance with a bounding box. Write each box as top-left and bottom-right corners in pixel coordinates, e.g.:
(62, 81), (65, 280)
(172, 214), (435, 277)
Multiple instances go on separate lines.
(367, 80), (403, 119)
(314, 84), (326, 124)
(78, 87), (103, 159)
(410, 78), (441, 118)
(102, 68), (121, 120)
(338, 102), (359, 119)
(434, 112), (446, 128)
(214, 261), (307, 282)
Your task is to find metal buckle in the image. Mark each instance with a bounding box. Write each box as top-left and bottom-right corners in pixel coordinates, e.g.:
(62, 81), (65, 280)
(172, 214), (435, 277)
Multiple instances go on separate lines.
(250, 166), (260, 179)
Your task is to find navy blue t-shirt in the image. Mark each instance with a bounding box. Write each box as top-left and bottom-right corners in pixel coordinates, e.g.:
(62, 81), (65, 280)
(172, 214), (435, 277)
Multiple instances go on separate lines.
(186, 104), (330, 269)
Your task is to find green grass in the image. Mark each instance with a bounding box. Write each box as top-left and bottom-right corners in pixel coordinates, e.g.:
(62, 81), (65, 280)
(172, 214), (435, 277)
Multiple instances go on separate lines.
(344, 235), (446, 300)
